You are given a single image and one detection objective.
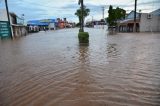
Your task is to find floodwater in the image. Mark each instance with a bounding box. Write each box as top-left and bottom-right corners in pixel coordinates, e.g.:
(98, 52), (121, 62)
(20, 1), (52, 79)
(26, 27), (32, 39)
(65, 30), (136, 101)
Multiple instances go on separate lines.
(0, 28), (160, 106)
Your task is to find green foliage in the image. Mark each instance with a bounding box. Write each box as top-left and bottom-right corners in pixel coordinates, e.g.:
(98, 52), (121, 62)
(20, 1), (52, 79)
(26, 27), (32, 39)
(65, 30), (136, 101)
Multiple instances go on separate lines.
(75, 6), (90, 27)
(76, 23), (80, 27)
(107, 5), (116, 26)
(78, 32), (89, 43)
(107, 5), (126, 26)
(115, 7), (126, 20)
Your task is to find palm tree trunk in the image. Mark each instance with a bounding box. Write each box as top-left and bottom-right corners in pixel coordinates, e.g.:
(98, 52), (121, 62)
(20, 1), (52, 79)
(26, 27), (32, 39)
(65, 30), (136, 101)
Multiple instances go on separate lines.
(79, 17), (81, 28)
(81, 0), (84, 32)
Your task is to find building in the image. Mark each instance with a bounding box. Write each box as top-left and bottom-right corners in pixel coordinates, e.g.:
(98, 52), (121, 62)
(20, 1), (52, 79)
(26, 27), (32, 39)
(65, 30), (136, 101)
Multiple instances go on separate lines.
(56, 18), (75, 28)
(118, 9), (160, 32)
(118, 11), (140, 32)
(27, 18), (74, 32)
(86, 19), (106, 28)
(140, 9), (160, 32)
(56, 18), (68, 29)
(10, 13), (28, 37)
(27, 19), (56, 32)
(0, 9), (27, 38)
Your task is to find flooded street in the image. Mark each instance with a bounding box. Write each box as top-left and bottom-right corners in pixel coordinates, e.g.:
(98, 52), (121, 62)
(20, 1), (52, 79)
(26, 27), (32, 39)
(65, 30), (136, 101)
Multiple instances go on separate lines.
(0, 28), (160, 106)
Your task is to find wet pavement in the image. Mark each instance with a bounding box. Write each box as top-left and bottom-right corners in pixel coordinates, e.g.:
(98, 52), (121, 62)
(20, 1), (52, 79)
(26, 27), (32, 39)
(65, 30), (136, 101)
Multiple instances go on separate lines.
(0, 28), (160, 106)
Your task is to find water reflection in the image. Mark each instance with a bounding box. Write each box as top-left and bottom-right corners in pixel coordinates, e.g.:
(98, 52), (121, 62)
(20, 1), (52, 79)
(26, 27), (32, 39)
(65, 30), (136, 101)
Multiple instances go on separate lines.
(106, 43), (118, 58)
(59, 45), (92, 106)
(78, 45), (89, 65)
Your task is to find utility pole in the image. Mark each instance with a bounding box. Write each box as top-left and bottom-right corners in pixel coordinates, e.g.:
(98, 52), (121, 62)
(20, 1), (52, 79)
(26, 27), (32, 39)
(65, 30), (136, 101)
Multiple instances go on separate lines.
(21, 14), (25, 25)
(5, 0), (12, 38)
(133, 0), (137, 32)
(102, 6), (105, 29)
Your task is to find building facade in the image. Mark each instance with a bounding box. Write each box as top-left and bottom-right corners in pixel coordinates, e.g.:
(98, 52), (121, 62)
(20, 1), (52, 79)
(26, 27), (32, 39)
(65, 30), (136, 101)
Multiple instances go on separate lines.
(0, 9), (27, 38)
(140, 9), (160, 32)
(118, 9), (160, 32)
(27, 19), (56, 32)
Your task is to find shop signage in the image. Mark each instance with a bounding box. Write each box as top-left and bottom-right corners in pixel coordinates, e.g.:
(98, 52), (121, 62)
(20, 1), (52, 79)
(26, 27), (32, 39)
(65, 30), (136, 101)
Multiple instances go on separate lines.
(0, 21), (11, 38)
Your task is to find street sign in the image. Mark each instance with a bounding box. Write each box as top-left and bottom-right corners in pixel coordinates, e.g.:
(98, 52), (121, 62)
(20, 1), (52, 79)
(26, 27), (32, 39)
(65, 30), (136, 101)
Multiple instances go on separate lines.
(0, 21), (11, 38)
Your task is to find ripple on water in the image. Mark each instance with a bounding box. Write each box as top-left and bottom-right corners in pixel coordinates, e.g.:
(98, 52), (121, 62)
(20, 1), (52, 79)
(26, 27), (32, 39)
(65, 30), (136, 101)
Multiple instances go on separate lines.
(0, 29), (160, 106)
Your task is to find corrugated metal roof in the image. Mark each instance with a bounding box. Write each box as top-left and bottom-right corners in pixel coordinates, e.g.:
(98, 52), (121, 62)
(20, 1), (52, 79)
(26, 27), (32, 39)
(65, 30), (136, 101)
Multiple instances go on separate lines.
(150, 8), (160, 16)
(27, 19), (56, 26)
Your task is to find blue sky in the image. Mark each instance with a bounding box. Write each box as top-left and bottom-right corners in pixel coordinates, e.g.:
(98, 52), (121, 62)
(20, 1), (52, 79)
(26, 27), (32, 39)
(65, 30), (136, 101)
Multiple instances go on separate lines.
(0, 0), (159, 22)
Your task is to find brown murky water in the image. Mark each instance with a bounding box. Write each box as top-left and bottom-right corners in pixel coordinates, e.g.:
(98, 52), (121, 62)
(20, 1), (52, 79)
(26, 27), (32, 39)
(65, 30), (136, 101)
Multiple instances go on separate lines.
(0, 28), (160, 106)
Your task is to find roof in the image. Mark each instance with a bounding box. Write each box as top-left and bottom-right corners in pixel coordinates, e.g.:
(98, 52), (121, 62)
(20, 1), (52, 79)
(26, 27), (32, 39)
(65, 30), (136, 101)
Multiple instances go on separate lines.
(119, 19), (140, 25)
(126, 11), (140, 19)
(27, 19), (56, 26)
(12, 24), (26, 27)
(150, 8), (160, 16)
(118, 10), (140, 25)
(10, 12), (23, 21)
(9, 12), (17, 17)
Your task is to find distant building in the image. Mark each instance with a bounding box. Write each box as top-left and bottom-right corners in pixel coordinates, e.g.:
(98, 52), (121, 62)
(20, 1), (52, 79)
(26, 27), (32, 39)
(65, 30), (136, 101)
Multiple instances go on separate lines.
(86, 19), (106, 28)
(27, 19), (56, 32)
(56, 18), (67, 29)
(118, 9), (160, 32)
(27, 18), (74, 32)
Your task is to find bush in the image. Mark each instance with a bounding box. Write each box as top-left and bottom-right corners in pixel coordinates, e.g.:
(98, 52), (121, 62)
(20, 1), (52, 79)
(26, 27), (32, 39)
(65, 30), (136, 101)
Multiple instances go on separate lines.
(78, 32), (89, 43)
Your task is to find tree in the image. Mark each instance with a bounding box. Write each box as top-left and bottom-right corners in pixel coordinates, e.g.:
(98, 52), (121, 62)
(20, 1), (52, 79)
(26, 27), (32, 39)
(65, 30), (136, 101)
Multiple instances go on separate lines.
(75, 6), (90, 29)
(115, 7), (126, 20)
(107, 5), (126, 26)
(107, 5), (115, 26)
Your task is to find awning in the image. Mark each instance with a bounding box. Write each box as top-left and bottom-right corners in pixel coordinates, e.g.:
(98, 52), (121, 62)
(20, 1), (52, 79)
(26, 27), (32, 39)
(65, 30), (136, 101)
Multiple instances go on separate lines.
(119, 19), (140, 24)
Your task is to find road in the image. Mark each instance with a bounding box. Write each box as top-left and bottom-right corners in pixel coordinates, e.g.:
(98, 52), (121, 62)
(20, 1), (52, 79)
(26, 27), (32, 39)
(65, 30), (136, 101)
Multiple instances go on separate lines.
(0, 28), (160, 106)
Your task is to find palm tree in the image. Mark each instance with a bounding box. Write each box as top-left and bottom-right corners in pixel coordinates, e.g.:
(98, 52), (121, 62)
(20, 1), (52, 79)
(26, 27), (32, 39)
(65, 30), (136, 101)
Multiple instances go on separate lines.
(75, 6), (90, 30)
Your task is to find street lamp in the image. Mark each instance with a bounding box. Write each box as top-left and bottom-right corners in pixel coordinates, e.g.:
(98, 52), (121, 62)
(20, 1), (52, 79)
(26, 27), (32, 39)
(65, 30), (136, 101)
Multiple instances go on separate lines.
(21, 14), (25, 25)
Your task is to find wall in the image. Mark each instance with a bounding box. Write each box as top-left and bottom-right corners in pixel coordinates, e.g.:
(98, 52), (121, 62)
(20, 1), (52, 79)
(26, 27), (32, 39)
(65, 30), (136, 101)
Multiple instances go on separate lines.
(12, 25), (28, 37)
(0, 9), (8, 21)
(140, 13), (160, 32)
(48, 23), (55, 30)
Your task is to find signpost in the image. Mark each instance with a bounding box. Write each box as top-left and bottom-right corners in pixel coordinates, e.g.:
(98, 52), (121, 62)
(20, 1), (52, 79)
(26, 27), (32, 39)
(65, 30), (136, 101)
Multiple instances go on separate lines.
(0, 21), (11, 38)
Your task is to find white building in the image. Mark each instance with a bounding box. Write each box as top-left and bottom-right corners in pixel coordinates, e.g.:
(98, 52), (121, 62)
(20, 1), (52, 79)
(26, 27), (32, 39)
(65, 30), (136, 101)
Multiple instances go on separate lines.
(48, 23), (56, 30)
(140, 9), (160, 32)
(118, 9), (160, 32)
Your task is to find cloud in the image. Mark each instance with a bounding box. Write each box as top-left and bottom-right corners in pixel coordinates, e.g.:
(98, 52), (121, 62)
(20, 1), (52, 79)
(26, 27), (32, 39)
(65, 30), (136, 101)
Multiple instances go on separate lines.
(0, 0), (159, 22)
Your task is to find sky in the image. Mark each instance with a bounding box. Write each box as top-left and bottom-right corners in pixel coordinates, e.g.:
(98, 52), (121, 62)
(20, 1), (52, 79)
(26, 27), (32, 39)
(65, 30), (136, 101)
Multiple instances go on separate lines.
(0, 0), (160, 22)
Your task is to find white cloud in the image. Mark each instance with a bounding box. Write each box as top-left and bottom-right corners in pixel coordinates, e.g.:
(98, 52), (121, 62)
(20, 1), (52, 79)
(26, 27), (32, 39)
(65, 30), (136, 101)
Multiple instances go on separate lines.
(0, 0), (159, 22)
